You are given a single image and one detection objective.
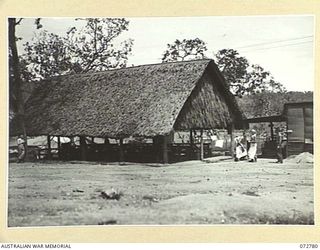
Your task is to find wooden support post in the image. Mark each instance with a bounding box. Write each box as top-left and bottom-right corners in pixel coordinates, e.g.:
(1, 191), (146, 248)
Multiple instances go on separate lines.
(80, 136), (87, 161)
(47, 135), (52, 160)
(285, 117), (289, 158)
(119, 138), (124, 163)
(229, 123), (235, 158)
(57, 136), (61, 159)
(104, 137), (109, 145)
(270, 122), (274, 141)
(163, 135), (168, 164)
(103, 137), (109, 161)
(190, 130), (193, 146)
(200, 129), (204, 161)
(153, 136), (160, 163)
(190, 130), (194, 160)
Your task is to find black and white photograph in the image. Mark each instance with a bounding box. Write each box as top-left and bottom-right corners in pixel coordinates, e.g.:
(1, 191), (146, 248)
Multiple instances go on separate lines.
(8, 15), (314, 227)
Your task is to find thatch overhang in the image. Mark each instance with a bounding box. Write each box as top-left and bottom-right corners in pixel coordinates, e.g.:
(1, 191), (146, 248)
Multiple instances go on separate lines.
(246, 115), (285, 123)
(11, 59), (246, 138)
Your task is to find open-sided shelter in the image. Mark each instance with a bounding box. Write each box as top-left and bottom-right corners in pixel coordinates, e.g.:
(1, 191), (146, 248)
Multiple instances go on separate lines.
(11, 59), (246, 163)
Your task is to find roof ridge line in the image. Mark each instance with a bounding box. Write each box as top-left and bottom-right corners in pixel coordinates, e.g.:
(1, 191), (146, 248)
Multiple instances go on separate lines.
(42, 59), (213, 81)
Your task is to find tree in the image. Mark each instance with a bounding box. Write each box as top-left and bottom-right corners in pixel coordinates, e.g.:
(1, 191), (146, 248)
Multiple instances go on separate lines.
(9, 18), (43, 116)
(161, 44), (285, 97)
(67, 18), (133, 72)
(9, 17), (43, 157)
(214, 49), (286, 97)
(162, 38), (207, 62)
(214, 49), (249, 96)
(244, 64), (285, 95)
(9, 18), (26, 137)
(22, 18), (134, 80)
(23, 31), (73, 80)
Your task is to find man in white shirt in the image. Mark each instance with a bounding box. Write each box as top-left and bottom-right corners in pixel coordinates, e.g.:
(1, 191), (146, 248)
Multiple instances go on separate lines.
(17, 135), (26, 163)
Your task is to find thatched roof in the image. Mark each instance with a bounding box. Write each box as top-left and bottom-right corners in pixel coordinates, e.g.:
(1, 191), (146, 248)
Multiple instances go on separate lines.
(12, 59), (245, 138)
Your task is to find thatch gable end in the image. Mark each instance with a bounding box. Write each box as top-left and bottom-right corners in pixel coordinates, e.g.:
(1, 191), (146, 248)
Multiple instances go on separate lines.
(16, 59), (244, 138)
(174, 61), (245, 130)
(174, 67), (232, 130)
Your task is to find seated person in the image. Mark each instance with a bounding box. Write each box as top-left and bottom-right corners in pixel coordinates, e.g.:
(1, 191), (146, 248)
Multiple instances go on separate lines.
(234, 135), (247, 161)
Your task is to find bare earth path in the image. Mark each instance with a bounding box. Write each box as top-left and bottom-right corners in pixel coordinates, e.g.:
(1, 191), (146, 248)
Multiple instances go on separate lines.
(8, 159), (314, 226)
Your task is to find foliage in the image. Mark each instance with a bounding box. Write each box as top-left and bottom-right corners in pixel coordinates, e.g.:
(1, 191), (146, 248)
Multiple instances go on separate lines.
(66, 18), (133, 72)
(214, 49), (249, 95)
(214, 49), (286, 97)
(162, 38), (207, 62)
(22, 18), (133, 81)
(161, 44), (286, 97)
(23, 31), (72, 80)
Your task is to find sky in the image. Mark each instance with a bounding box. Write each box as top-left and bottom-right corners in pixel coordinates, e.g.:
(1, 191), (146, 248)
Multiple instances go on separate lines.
(15, 15), (314, 92)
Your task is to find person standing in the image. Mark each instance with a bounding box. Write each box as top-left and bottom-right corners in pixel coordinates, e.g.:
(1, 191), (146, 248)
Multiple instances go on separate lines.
(17, 135), (26, 163)
(248, 129), (257, 162)
(275, 127), (284, 163)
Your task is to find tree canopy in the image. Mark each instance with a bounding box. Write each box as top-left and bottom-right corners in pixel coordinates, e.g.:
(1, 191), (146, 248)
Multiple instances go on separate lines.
(213, 49), (286, 97)
(21, 18), (133, 81)
(161, 40), (286, 97)
(162, 38), (207, 62)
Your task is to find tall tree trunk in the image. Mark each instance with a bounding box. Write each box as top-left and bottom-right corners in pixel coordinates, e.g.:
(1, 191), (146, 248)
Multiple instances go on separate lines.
(9, 18), (27, 143)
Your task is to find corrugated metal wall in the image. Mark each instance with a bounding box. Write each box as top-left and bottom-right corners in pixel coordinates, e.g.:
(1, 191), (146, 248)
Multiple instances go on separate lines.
(304, 107), (313, 142)
(304, 107), (313, 154)
(286, 104), (313, 156)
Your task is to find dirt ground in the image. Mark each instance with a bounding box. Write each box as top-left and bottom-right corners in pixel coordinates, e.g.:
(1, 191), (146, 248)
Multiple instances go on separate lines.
(7, 158), (314, 226)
